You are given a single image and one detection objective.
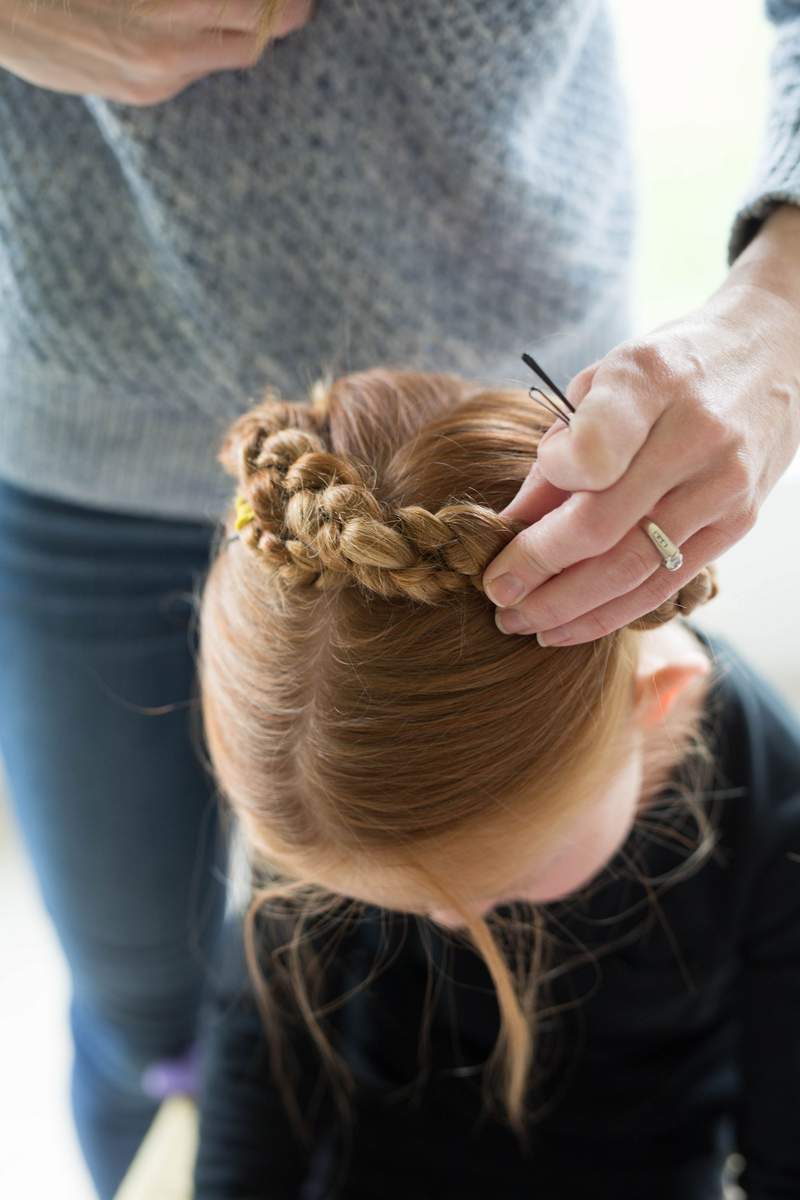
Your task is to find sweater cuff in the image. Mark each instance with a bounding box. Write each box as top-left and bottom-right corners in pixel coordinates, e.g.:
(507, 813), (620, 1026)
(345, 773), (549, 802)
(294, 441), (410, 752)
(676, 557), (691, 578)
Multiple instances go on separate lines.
(728, 18), (800, 265)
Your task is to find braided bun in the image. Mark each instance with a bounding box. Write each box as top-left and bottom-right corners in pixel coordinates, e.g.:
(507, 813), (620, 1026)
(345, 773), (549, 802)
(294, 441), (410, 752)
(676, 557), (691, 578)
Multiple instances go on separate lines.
(220, 398), (517, 603)
(220, 387), (719, 624)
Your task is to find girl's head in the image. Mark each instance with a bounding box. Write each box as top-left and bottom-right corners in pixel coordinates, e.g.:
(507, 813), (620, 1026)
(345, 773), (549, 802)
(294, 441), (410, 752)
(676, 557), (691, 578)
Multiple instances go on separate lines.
(196, 366), (719, 1139)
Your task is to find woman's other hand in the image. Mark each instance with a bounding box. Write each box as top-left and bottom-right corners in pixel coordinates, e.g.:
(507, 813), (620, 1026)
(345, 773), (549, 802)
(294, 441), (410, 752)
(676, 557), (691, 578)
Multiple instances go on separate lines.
(482, 203), (800, 646)
(0, 0), (314, 106)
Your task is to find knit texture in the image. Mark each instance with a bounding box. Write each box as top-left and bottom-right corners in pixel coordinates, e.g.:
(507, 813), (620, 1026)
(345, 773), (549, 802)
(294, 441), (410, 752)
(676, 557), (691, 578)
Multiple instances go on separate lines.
(0, 0), (792, 523)
(727, 1), (800, 264)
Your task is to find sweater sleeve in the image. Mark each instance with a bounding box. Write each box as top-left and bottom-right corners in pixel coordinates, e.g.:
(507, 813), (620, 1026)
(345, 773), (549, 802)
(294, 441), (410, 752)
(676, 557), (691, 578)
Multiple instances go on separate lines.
(735, 791), (800, 1198)
(727, 1), (800, 264)
(192, 913), (339, 1200)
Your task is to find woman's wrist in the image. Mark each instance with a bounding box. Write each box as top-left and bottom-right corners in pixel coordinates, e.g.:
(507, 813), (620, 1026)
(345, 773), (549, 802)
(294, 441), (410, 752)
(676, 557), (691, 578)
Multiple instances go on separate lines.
(719, 201), (800, 316)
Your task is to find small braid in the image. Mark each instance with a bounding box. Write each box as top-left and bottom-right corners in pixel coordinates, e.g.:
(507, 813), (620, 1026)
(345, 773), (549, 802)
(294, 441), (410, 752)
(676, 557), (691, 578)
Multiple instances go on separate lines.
(220, 404), (517, 602)
(629, 561), (719, 631)
(217, 389), (329, 483)
(221, 399), (720, 621)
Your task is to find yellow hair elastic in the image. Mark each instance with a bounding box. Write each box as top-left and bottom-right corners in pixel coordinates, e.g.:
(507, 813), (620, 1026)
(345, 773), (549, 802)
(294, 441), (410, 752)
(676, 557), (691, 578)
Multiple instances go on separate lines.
(234, 494), (256, 531)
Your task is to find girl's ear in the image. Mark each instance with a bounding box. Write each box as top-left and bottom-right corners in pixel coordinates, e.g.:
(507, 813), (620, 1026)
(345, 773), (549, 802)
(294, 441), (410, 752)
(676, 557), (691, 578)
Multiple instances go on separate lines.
(632, 650), (711, 730)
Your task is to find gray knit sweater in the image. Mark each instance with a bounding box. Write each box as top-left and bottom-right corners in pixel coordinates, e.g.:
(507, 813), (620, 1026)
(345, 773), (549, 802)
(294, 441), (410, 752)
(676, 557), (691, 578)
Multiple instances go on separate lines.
(0, 0), (797, 523)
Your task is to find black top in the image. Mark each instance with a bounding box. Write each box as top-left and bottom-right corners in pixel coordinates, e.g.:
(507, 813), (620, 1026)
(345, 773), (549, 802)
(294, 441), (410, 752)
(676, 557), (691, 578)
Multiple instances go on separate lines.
(193, 625), (800, 1200)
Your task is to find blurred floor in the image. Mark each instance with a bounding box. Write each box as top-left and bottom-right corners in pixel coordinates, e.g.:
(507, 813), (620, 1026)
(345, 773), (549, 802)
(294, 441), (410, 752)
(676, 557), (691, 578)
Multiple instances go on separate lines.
(0, 773), (94, 1199)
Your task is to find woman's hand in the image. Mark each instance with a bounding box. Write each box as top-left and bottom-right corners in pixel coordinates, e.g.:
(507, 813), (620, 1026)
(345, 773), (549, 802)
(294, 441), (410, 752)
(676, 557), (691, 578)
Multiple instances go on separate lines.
(482, 203), (800, 646)
(0, 0), (314, 106)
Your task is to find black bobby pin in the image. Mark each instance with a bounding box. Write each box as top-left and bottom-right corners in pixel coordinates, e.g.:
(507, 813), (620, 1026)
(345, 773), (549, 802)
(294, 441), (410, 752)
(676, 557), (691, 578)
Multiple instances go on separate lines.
(521, 351), (576, 428)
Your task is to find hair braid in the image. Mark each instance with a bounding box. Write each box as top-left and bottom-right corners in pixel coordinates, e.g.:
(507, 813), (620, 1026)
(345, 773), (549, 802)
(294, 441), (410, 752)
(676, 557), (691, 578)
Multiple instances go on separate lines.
(220, 404), (518, 602)
(220, 390), (720, 622)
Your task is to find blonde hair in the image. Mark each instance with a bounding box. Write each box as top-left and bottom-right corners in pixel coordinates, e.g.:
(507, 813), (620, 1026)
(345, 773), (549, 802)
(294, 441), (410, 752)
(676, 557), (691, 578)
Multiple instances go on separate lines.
(195, 367), (720, 1161)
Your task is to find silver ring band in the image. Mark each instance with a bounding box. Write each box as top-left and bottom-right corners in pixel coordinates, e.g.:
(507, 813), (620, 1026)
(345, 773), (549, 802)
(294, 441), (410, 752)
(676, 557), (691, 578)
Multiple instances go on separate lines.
(640, 519), (684, 572)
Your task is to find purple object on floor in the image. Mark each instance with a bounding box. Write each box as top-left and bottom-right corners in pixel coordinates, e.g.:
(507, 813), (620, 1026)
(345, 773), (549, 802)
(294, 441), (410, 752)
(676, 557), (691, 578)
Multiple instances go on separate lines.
(141, 1040), (201, 1100)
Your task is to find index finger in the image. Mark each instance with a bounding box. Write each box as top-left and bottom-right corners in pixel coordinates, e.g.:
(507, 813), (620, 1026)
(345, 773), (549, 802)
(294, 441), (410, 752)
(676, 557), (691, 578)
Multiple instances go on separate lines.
(483, 366), (670, 604)
(484, 493), (587, 605)
(483, 417), (680, 607)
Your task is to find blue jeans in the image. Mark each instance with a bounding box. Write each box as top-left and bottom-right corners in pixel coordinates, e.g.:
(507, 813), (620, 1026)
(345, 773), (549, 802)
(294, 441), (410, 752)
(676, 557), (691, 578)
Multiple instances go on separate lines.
(0, 478), (229, 1199)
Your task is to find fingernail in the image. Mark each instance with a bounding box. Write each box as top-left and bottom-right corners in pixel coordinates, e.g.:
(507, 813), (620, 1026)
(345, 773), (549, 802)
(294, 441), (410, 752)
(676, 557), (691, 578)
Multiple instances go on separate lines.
(536, 631), (567, 647)
(496, 609), (535, 635)
(485, 573), (525, 607)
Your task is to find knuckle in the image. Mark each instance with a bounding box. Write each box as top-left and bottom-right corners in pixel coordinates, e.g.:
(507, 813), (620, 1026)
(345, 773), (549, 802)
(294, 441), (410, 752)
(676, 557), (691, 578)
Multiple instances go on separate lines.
(524, 593), (563, 631)
(612, 338), (707, 404)
(729, 502), (759, 540)
(568, 497), (617, 555)
(614, 339), (674, 385)
(725, 444), (756, 496)
(584, 609), (615, 640)
(608, 545), (653, 593)
(516, 534), (560, 579)
(692, 403), (732, 451)
(569, 427), (622, 490)
(565, 360), (598, 405)
(639, 570), (681, 613)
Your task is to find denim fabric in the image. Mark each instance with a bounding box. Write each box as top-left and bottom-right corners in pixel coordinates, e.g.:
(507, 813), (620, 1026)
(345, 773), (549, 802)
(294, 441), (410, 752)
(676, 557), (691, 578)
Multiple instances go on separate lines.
(0, 478), (229, 1199)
